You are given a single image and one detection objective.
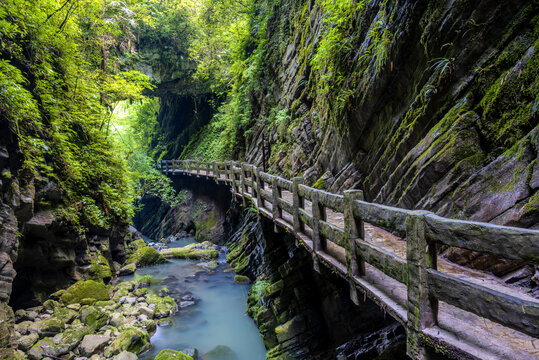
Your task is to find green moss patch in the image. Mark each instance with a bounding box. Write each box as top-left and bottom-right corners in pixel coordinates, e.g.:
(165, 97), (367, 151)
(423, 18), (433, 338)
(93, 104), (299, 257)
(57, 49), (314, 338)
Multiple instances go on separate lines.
(126, 246), (168, 267)
(154, 349), (193, 360)
(160, 242), (218, 260)
(233, 275), (251, 284)
(88, 251), (112, 282)
(60, 280), (111, 305)
(108, 326), (150, 355)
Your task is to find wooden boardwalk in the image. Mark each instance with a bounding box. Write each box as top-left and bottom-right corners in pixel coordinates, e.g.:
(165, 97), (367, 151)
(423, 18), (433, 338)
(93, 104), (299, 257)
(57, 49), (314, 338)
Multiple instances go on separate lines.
(159, 159), (539, 360)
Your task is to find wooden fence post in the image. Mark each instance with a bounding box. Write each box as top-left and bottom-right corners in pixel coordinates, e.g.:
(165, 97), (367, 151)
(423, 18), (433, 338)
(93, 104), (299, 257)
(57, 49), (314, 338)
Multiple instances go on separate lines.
(311, 191), (326, 273)
(406, 210), (438, 359)
(196, 160), (200, 176)
(231, 162), (238, 193)
(344, 190), (365, 305)
(255, 167), (263, 209)
(292, 177), (304, 234)
(240, 163), (246, 206)
(271, 176), (281, 232)
(212, 161), (217, 179)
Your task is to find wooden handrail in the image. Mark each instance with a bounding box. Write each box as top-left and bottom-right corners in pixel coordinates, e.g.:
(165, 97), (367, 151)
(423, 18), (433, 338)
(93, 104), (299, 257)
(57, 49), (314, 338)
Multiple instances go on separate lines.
(158, 159), (539, 348)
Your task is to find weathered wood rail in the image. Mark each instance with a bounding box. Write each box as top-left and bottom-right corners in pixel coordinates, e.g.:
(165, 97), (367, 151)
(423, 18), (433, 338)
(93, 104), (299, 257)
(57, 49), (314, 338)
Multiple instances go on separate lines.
(158, 159), (539, 360)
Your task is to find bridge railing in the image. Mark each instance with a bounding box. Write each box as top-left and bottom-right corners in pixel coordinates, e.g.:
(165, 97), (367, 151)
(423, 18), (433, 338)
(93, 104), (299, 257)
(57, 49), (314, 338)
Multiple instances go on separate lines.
(158, 159), (539, 341)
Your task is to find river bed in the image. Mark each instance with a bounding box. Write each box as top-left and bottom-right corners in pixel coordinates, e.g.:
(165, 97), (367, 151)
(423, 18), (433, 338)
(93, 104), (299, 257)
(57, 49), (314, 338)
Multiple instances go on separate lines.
(122, 237), (267, 360)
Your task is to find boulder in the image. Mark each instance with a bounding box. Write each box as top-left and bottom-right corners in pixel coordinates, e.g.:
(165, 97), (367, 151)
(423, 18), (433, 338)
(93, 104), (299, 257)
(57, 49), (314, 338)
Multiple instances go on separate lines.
(154, 349), (194, 360)
(27, 336), (76, 360)
(53, 306), (78, 324)
(79, 334), (111, 356)
(198, 260), (219, 270)
(145, 294), (176, 318)
(202, 345), (238, 360)
(89, 251), (112, 282)
(110, 313), (127, 327)
(126, 246), (167, 267)
(60, 280), (111, 305)
(112, 351), (138, 360)
(81, 306), (110, 330)
(233, 275), (251, 284)
(28, 318), (64, 337)
(138, 305), (154, 318)
(160, 242), (218, 260)
(14, 332), (38, 351)
(119, 263), (136, 276)
(157, 318), (172, 327)
(108, 326), (150, 355)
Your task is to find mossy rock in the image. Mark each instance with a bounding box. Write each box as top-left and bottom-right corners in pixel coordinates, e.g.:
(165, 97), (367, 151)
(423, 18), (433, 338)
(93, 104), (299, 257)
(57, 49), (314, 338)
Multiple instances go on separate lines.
(154, 349), (193, 360)
(29, 318), (65, 337)
(144, 319), (156, 333)
(43, 299), (60, 311)
(108, 326), (150, 355)
(145, 294), (177, 318)
(81, 306), (110, 330)
(157, 318), (172, 327)
(53, 306), (78, 324)
(50, 289), (65, 300)
(27, 326), (88, 360)
(0, 348), (25, 360)
(80, 297), (98, 305)
(202, 345), (237, 360)
(89, 251), (112, 282)
(160, 242), (218, 260)
(233, 275), (251, 284)
(200, 260), (219, 270)
(126, 246), (167, 267)
(129, 239), (147, 253)
(119, 263), (136, 276)
(60, 280), (111, 305)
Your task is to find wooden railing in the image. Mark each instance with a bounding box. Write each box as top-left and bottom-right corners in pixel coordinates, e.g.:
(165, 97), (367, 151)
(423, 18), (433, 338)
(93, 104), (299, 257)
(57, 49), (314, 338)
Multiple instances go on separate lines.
(158, 159), (539, 359)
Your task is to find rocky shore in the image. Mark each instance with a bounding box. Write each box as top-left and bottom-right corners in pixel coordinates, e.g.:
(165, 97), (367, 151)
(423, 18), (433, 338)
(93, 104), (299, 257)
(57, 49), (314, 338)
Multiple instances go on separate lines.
(11, 277), (178, 360)
(9, 238), (228, 360)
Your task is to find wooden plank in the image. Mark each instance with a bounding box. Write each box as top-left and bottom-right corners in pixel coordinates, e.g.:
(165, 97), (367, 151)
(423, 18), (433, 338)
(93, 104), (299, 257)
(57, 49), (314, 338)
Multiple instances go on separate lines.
(317, 191), (344, 213)
(355, 239), (407, 284)
(278, 198), (294, 215)
(352, 200), (412, 236)
(299, 208), (314, 228)
(259, 171), (273, 183)
(427, 269), (539, 337)
(319, 220), (345, 247)
(297, 184), (314, 201)
(292, 177), (304, 234)
(424, 213), (539, 264)
(261, 189), (272, 202)
(275, 176), (292, 191)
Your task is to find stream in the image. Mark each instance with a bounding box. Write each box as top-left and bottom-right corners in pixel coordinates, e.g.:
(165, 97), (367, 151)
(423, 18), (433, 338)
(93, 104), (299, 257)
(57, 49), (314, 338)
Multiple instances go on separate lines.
(121, 237), (267, 360)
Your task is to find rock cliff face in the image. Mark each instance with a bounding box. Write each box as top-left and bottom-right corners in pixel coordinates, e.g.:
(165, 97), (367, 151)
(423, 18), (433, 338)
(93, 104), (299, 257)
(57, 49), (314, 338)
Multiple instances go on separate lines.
(227, 210), (408, 359)
(215, 0), (537, 289)
(241, 0), (538, 232)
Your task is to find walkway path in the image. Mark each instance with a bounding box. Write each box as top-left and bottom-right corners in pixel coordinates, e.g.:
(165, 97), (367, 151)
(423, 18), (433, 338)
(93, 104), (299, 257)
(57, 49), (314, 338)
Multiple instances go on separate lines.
(159, 159), (539, 360)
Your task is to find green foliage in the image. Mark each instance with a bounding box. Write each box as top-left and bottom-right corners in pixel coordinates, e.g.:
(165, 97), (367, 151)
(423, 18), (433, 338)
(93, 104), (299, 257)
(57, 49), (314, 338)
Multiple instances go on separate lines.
(310, 0), (395, 128)
(429, 57), (454, 85)
(109, 99), (182, 205)
(0, 0), (158, 231)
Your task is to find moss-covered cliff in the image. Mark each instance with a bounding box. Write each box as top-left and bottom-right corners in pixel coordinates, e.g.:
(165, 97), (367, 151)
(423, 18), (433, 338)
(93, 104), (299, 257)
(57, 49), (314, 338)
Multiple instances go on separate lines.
(182, 0), (538, 232)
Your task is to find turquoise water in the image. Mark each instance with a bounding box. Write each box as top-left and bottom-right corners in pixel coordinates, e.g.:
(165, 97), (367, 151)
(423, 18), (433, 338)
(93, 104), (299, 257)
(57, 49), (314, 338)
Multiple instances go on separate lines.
(127, 237), (267, 359)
